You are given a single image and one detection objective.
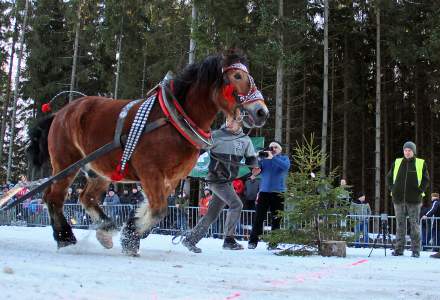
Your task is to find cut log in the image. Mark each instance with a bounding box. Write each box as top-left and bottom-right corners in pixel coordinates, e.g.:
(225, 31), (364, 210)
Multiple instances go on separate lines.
(320, 240), (346, 257)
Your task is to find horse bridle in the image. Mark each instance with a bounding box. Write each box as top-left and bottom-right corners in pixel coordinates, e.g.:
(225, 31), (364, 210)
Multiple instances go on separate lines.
(221, 63), (264, 124)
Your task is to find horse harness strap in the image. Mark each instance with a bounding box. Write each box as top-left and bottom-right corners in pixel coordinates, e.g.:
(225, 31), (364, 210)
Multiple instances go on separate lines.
(113, 99), (142, 146)
(158, 75), (213, 150)
(111, 94), (157, 181)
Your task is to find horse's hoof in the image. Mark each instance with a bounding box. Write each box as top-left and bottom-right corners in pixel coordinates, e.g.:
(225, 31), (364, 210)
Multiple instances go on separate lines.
(54, 229), (77, 249)
(121, 224), (141, 256)
(122, 248), (140, 257)
(121, 237), (140, 257)
(96, 229), (114, 249)
(57, 239), (77, 249)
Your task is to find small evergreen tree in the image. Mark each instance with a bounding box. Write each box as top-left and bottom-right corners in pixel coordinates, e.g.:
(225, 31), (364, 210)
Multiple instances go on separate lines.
(265, 135), (351, 256)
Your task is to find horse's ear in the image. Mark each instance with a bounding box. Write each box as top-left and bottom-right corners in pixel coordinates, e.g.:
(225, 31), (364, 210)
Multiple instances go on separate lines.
(222, 48), (247, 67)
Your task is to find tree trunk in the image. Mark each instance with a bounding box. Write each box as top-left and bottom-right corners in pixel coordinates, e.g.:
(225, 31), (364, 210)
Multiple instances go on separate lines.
(7, 0), (29, 181)
(329, 52), (335, 171)
(414, 65), (419, 150)
(285, 82), (291, 155)
(320, 0), (329, 176)
(188, 1), (197, 64)
(342, 35), (349, 180)
(361, 111), (366, 193)
(141, 52), (147, 98)
(69, 1), (81, 102)
(301, 66), (306, 139)
(384, 81), (389, 213)
(114, 17), (124, 99)
(430, 113), (435, 192)
(374, 2), (381, 214)
(274, 0), (284, 143)
(0, 3), (19, 165)
(320, 241), (346, 257)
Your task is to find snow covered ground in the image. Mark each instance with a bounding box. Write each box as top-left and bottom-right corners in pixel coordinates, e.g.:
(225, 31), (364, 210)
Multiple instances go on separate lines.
(0, 226), (439, 300)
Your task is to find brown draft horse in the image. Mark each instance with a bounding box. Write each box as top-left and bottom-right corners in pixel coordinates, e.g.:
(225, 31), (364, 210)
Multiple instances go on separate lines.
(28, 50), (268, 255)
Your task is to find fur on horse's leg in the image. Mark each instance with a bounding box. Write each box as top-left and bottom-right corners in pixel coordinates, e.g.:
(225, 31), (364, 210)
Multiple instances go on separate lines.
(121, 186), (168, 256)
(79, 174), (115, 249)
(44, 174), (78, 248)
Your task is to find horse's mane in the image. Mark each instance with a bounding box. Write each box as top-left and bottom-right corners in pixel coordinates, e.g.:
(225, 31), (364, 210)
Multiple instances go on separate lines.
(173, 50), (248, 105)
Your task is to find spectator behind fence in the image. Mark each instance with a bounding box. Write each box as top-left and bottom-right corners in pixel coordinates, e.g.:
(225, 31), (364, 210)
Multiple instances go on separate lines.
(65, 188), (77, 204)
(243, 177), (260, 210)
(119, 189), (131, 204)
(16, 174), (29, 199)
(103, 188), (120, 205)
(129, 186), (144, 205)
(165, 192), (177, 230)
(168, 192), (176, 206)
(198, 188), (212, 217)
(387, 141), (429, 258)
(350, 192), (371, 247)
(339, 178), (352, 203)
(176, 191), (189, 230)
(248, 141), (291, 250)
(182, 116), (257, 253)
(421, 193), (440, 256)
(420, 196), (433, 251)
(103, 188), (120, 221)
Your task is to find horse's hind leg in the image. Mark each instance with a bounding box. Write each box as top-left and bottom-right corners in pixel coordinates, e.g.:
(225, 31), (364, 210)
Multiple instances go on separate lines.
(44, 173), (78, 248)
(79, 172), (116, 249)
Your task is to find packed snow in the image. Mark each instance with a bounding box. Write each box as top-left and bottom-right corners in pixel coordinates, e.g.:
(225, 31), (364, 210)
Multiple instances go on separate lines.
(0, 226), (439, 300)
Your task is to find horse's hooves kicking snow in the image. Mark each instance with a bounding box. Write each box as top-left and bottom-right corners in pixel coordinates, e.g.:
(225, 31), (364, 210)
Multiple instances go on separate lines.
(95, 219), (117, 249)
(96, 229), (114, 249)
(120, 218), (142, 256)
(55, 228), (77, 249)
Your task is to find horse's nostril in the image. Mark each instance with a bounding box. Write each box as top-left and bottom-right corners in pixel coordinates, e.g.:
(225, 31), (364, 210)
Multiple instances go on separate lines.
(256, 108), (268, 119)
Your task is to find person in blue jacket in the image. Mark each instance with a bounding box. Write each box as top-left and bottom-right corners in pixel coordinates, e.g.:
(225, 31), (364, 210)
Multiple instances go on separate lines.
(248, 141), (290, 249)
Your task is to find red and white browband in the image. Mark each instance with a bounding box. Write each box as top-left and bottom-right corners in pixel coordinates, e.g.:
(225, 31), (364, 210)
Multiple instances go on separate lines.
(222, 63), (264, 104)
(222, 63), (250, 74)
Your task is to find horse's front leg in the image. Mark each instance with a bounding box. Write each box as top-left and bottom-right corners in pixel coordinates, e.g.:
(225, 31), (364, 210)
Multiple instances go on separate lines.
(120, 184), (169, 256)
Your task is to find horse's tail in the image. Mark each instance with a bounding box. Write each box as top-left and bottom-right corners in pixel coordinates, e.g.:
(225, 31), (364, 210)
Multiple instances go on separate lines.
(27, 115), (55, 169)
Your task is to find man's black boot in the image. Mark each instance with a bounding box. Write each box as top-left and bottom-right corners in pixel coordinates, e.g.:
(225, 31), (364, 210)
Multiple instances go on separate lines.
(223, 236), (244, 250)
(182, 237), (202, 253)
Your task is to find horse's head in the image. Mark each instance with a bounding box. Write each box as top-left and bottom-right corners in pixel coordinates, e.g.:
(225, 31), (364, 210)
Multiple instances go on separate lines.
(216, 53), (269, 128)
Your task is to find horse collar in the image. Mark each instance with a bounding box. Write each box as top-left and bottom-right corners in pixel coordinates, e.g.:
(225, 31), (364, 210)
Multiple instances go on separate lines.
(158, 82), (213, 150)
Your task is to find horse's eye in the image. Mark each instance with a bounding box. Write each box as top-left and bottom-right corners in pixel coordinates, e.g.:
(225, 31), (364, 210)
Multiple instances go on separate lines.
(234, 73), (242, 80)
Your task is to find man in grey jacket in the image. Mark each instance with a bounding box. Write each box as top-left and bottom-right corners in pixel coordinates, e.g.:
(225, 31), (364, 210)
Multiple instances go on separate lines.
(182, 116), (258, 253)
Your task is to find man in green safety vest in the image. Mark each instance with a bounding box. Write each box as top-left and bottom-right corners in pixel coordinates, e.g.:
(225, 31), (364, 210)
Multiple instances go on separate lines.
(387, 141), (430, 258)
